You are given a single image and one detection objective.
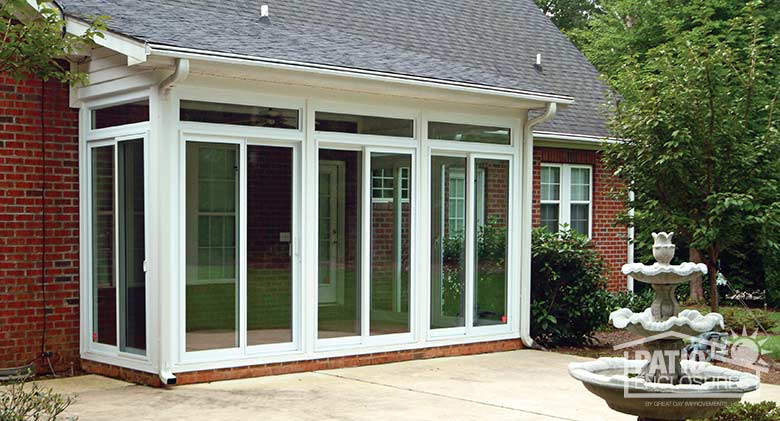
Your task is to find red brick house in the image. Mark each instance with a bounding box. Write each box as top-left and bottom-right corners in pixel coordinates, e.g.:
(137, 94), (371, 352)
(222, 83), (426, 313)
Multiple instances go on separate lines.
(0, 0), (629, 385)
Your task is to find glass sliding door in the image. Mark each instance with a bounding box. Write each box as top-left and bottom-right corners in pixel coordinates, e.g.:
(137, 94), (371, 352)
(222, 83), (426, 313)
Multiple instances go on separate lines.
(89, 139), (147, 353)
(474, 158), (509, 326)
(318, 149), (362, 339)
(118, 139), (146, 353)
(430, 156), (467, 329)
(185, 142), (239, 351)
(369, 153), (412, 335)
(246, 145), (294, 346)
(91, 145), (117, 346)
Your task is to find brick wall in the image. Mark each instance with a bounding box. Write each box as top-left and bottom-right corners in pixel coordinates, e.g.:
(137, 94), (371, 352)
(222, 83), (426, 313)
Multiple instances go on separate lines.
(0, 74), (80, 372)
(531, 147), (628, 290)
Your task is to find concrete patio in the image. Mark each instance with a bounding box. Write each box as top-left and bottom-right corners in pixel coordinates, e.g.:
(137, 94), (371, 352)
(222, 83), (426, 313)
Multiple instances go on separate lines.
(32, 350), (780, 420)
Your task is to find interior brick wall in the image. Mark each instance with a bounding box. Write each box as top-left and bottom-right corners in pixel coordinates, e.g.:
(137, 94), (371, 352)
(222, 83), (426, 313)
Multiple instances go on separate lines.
(0, 74), (80, 373)
(531, 147), (628, 290)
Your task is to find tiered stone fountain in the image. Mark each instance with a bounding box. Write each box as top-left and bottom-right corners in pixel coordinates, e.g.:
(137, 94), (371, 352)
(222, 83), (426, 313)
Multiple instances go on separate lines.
(568, 233), (759, 421)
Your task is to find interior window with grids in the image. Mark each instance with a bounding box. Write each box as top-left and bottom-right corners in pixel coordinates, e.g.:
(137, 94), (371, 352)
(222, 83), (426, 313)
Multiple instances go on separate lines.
(371, 167), (410, 201)
(540, 164), (591, 236)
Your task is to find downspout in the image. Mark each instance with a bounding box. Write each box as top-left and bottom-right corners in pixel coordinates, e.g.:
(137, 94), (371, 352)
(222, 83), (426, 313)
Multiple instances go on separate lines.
(159, 58), (190, 96)
(157, 58), (190, 386)
(520, 103), (557, 349)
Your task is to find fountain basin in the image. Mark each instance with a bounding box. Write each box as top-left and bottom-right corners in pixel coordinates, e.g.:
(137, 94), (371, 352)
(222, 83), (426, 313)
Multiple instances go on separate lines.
(622, 262), (708, 285)
(569, 358), (759, 420)
(610, 308), (724, 337)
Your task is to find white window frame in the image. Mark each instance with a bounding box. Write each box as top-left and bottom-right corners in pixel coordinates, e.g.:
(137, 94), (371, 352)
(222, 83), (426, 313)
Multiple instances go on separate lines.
(421, 107), (522, 343)
(178, 133), (303, 364)
(540, 163), (593, 238)
(81, 92), (154, 373)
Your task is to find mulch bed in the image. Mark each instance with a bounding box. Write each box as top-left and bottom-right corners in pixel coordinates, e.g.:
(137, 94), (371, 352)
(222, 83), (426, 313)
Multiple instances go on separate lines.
(552, 330), (780, 385)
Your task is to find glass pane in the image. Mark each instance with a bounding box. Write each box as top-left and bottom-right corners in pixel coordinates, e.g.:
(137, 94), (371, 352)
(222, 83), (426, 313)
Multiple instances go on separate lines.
(540, 204), (560, 233)
(118, 139), (146, 354)
(571, 204), (590, 236)
(180, 100), (299, 129)
(247, 146), (294, 346)
(370, 153), (412, 335)
(318, 149), (362, 339)
(474, 159), (509, 326)
(540, 166), (560, 201)
(431, 157), (467, 329)
(316, 112), (414, 137)
(428, 121), (511, 145)
(91, 100), (149, 129)
(570, 167), (591, 201)
(91, 146), (116, 345)
(185, 143), (239, 351)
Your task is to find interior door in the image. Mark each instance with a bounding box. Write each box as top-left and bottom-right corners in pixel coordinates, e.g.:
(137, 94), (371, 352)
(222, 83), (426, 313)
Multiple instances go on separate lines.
(318, 161), (345, 304)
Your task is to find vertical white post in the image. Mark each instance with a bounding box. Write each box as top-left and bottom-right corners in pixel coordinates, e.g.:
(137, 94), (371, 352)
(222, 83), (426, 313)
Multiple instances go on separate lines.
(152, 85), (178, 383)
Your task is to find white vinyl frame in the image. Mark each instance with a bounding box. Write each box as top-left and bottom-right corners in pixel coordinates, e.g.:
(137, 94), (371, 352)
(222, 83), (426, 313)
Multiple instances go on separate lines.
(79, 77), (526, 375)
(539, 163), (593, 238)
(424, 112), (519, 341)
(81, 91), (155, 373)
(313, 100), (419, 351)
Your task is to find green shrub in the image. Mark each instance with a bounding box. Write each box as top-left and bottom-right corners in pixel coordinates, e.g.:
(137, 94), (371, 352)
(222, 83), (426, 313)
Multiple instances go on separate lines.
(0, 376), (76, 420)
(716, 307), (778, 332)
(530, 227), (612, 346)
(610, 289), (655, 313)
(691, 401), (780, 421)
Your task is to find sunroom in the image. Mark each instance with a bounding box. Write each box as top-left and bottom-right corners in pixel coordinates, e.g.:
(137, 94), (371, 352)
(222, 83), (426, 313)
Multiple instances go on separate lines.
(76, 42), (572, 383)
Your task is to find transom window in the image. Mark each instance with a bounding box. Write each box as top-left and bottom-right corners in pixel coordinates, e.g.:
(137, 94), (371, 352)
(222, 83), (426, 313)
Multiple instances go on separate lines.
(428, 121), (511, 145)
(180, 100), (299, 129)
(316, 112), (414, 137)
(540, 164), (592, 236)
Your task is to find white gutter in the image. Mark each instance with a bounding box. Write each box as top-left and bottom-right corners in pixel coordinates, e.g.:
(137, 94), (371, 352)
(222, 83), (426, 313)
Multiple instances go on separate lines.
(532, 130), (618, 144)
(520, 103), (557, 348)
(147, 44), (575, 105)
(159, 58), (190, 96)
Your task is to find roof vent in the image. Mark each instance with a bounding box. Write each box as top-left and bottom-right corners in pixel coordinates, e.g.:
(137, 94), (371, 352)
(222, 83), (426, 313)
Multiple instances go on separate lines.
(260, 4), (269, 18)
(534, 53), (543, 72)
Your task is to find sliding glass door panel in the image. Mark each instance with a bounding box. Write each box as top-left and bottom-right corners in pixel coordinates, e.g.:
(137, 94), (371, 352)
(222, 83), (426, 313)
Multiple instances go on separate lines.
(318, 149), (362, 339)
(246, 145), (294, 346)
(118, 139), (146, 353)
(369, 152), (412, 336)
(185, 142), (240, 351)
(473, 158), (509, 327)
(430, 156), (467, 329)
(91, 145), (117, 346)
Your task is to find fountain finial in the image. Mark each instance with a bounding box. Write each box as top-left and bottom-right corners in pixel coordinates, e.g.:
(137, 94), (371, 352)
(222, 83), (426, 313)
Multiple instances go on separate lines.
(652, 231), (675, 264)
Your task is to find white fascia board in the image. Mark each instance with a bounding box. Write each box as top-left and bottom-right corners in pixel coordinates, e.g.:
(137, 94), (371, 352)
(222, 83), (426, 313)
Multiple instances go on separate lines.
(65, 18), (149, 66)
(147, 44), (575, 106)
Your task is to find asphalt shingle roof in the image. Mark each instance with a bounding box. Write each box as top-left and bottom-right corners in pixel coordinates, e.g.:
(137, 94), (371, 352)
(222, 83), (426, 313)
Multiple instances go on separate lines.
(56, 0), (611, 138)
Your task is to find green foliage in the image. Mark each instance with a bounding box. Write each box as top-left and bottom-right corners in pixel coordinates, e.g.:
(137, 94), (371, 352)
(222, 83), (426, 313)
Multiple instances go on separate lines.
(609, 289), (654, 313)
(692, 401), (780, 421)
(533, 0), (600, 33)
(0, 0), (105, 84)
(530, 227), (612, 346)
(714, 306), (778, 332)
(0, 376), (77, 421)
(578, 0), (780, 310)
(764, 250), (780, 307)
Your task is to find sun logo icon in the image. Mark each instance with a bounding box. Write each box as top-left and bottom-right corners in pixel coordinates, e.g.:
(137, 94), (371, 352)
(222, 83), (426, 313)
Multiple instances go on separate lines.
(728, 327), (771, 368)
